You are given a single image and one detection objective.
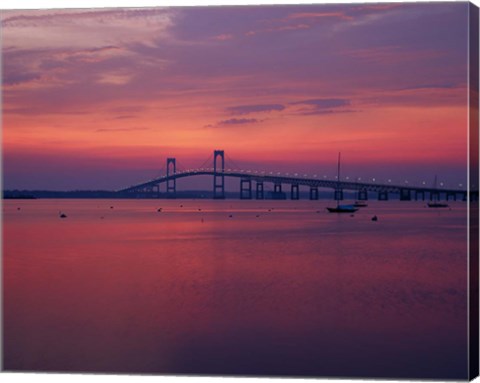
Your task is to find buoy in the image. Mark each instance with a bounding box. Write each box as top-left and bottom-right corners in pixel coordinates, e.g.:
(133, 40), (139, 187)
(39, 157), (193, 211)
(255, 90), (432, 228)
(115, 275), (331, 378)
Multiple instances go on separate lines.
(60, 213), (67, 218)
(110, 206), (114, 209)
(371, 215), (378, 221)
(157, 208), (162, 212)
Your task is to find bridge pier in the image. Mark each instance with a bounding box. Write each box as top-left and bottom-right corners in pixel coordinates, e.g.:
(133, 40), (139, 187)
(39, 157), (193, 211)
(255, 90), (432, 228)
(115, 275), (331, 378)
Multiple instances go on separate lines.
(240, 179), (252, 199)
(256, 182), (264, 199)
(166, 157), (176, 198)
(291, 184), (299, 200)
(269, 182), (286, 199)
(415, 190), (425, 201)
(334, 189), (344, 201)
(213, 150), (225, 199)
(400, 188), (411, 201)
(446, 192), (457, 201)
(357, 189), (368, 201)
(145, 185), (153, 198)
(309, 187), (319, 200)
(430, 191), (440, 201)
(378, 190), (389, 201)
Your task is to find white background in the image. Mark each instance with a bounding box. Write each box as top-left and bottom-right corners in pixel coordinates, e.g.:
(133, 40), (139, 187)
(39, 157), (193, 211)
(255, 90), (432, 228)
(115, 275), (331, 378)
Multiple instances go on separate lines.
(1, 0), (478, 383)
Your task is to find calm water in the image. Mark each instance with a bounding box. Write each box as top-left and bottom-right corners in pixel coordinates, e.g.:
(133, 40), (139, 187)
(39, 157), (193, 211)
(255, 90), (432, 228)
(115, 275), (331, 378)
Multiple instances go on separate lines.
(3, 199), (469, 379)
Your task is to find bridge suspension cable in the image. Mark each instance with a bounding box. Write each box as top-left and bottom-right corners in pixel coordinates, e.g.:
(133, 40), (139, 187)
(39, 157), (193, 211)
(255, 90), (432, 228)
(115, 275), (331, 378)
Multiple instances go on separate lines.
(152, 163), (166, 179)
(224, 152), (243, 171)
(175, 158), (188, 173)
(197, 153), (214, 170)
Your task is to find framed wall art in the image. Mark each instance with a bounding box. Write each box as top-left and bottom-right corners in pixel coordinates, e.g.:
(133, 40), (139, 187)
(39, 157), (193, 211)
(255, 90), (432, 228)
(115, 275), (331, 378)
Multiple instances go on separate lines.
(1, 0), (479, 381)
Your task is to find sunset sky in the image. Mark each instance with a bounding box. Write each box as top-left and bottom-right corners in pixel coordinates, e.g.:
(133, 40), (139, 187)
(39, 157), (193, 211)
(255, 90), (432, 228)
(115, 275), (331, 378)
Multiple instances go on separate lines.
(1, 2), (471, 190)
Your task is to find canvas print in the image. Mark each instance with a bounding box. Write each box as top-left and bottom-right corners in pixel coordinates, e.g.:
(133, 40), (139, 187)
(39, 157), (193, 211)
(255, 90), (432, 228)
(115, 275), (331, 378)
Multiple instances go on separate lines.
(1, 1), (479, 380)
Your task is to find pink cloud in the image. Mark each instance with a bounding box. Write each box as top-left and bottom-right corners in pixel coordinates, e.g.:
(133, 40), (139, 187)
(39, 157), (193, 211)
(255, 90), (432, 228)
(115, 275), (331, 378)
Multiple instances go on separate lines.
(1, 8), (176, 51)
(213, 33), (234, 41)
(287, 12), (354, 21)
(342, 45), (446, 65)
(355, 4), (404, 12)
(1, 4), (470, 190)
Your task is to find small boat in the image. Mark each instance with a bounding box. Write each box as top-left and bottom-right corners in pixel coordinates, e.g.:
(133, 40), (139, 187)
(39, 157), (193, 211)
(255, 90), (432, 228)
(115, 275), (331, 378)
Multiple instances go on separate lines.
(353, 201), (368, 207)
(327, 204), (359, 213)
(327, 153), (358, 213)
(427, 175), (449, 208)
(428, 202), (449, 208)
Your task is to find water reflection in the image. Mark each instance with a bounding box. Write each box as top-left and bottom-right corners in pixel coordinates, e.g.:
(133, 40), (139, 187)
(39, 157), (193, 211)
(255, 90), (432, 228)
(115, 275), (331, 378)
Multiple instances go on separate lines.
(3, 199), (468, 378)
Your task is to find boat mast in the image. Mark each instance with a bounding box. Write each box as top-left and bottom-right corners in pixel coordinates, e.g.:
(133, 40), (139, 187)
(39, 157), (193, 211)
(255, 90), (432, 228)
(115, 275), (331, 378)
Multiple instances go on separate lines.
(338, 152), (341, 184)
(337, 152), (341, 206)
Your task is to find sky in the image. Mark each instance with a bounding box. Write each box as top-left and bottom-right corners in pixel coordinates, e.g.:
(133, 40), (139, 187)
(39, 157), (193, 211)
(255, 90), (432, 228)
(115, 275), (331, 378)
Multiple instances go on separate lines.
(1, 2), (472, 191)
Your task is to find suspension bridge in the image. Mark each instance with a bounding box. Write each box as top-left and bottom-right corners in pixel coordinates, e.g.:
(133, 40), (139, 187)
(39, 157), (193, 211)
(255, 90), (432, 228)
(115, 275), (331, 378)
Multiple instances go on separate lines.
(117, 150), (472, 201)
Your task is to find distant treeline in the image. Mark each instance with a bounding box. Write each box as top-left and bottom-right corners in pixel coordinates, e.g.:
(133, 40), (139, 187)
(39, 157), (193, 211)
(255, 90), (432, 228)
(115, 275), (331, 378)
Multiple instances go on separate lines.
(3, 190), (229, 199)
(4, 190), (120, 199)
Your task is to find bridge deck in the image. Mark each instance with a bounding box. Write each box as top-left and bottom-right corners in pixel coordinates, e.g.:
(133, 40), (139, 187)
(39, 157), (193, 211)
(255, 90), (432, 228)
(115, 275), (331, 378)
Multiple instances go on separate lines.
(117, 169), (466, 196)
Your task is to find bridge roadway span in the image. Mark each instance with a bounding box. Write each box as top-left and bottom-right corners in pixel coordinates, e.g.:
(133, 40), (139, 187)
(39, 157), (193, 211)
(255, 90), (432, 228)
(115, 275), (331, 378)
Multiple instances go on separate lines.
(117, 169), (467, 201)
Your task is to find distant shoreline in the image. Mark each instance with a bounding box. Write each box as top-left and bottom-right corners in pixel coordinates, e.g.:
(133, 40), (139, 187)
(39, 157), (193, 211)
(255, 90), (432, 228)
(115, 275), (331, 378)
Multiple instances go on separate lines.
(3, 189), (415, 201)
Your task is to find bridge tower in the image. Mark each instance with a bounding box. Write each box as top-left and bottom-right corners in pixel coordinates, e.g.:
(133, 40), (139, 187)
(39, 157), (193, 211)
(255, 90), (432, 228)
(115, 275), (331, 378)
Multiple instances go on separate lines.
(213, 150), (225, 199)
(166, 157), (176, 198)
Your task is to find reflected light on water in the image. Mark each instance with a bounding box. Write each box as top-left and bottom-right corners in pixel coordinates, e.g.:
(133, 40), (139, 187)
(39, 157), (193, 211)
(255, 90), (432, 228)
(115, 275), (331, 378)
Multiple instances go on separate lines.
(3, 199), (468, 379)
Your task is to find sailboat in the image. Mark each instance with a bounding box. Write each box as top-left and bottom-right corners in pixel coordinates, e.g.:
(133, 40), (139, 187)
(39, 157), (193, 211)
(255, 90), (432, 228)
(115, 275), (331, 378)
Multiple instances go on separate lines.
(353, 201), (368, 208)
(326, 153), (359, 213)
(427, 175), (449, 208)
